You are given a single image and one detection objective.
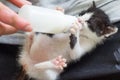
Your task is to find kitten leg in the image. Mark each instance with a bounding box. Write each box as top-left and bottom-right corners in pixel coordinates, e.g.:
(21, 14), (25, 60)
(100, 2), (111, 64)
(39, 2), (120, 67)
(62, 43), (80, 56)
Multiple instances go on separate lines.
(24, 32), (34, 54)
(34, 56), (67, 70)
(69, 22), (83, 60)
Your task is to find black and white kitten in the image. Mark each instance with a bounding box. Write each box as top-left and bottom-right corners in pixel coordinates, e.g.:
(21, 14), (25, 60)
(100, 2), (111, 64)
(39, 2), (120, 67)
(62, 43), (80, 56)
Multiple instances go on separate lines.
(19, 2), (118, 80)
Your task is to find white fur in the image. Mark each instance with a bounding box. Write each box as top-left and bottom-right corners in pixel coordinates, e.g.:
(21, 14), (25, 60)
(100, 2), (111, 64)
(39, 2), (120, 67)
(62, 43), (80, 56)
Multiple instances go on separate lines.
(19, 33), (71, 80)
(80, 13), (93, 21)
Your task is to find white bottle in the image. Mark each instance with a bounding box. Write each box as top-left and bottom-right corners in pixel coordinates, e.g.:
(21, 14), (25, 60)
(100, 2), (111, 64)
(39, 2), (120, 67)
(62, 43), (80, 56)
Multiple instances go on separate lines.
(18, 5), (77, 34)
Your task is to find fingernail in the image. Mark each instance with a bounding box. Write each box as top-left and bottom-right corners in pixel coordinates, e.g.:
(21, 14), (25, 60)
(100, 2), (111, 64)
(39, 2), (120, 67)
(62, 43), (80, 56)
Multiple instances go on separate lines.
(24, 25), (33, 32)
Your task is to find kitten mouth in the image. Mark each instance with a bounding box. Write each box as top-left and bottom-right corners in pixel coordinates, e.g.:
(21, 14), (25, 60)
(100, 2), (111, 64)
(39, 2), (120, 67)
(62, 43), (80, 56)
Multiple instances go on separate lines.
(77, 22), (83, 30)
(78, 17), (85, 23)
(78, 17), (82, 23)
(77, 17), (85, 30)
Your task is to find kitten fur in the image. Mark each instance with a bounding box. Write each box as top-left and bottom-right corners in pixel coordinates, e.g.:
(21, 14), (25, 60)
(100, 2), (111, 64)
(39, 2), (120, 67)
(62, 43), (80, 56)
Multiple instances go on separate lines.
(19, 2), (118, 80)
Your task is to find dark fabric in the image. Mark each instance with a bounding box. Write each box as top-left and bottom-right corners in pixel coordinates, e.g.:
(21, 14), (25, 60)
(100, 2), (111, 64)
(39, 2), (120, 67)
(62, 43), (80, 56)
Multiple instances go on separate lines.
(59, 21), (120, 80)
(0, 22), (120, 80)
(0, 44), (20, 80)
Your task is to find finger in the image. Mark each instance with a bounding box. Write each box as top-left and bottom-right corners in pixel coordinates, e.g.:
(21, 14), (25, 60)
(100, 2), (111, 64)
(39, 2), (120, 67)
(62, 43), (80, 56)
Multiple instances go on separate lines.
(0, 21), (17, 35)
(0, 2), (32, 31)
(8, 0), (32, 8)
(13, 15), (33, 31)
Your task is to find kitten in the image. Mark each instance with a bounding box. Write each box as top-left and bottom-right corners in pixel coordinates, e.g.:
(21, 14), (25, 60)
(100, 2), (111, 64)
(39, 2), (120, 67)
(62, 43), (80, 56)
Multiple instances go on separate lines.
(18, 2), (118, 80)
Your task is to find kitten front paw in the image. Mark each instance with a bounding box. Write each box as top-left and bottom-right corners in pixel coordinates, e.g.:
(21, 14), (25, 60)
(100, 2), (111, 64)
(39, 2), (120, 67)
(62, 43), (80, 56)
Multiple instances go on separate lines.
(69, 21), (81, 36)
(55, 6), (64, 13)
(52, 56), (67, 70)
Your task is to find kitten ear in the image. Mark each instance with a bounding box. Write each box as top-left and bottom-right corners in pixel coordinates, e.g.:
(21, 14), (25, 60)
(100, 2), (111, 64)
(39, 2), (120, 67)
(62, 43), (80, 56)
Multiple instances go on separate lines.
(103, 26), (118, 37)
(92, 1), (96, 8)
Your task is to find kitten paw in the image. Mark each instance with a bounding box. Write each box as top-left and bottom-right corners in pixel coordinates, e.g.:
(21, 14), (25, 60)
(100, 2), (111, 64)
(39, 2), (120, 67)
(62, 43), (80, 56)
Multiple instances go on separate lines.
(55, 6), (64, 13)
(69, 21), (82, 36)
(52, 56), (67, 70)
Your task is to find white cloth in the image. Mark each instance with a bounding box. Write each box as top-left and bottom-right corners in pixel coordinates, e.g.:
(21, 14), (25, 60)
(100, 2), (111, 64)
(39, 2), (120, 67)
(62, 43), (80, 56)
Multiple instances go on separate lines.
(35, 0), (120, 23)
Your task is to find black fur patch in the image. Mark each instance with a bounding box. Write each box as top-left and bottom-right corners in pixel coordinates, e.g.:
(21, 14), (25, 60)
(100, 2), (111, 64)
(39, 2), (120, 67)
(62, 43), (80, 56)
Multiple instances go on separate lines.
(35, 32), (54, 37)
(35, 32), (40, 35)
(69, 34), (77, 49)
(43, 33), (54, 37)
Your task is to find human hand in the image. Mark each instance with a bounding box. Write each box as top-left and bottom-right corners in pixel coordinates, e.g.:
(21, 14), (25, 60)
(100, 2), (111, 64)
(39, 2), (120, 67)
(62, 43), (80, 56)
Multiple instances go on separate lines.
(0, 0), (32, 35)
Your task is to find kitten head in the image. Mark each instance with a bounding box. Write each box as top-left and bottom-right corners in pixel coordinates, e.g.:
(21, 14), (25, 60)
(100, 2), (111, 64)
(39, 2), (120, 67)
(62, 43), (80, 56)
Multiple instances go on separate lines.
(79, 1), (118, 38)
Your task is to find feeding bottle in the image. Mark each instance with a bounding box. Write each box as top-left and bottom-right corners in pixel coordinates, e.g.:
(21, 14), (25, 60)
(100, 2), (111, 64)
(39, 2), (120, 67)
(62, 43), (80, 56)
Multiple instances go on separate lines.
(18, 5), (78, 34)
